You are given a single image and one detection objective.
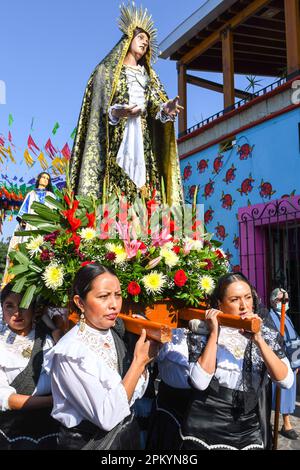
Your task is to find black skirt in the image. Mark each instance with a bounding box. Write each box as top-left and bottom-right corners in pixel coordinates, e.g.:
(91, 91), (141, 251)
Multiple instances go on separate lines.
(146, 381), (192, 450)
(57, 412), (140, 450)
(181, 379), (264, 450)
(0, 407), (58, 450)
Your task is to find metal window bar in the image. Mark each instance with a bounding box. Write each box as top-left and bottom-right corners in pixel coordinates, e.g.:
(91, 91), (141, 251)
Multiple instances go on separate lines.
(239, 198), (300, 333)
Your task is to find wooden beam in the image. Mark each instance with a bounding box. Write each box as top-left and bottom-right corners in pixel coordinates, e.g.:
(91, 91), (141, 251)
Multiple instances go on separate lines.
(284, 0), (300, 74)
(180, 0), (272, 65)
(222, 28), (235, 109)
(186, 74), (251, 99)
(177, 63), (187, 134)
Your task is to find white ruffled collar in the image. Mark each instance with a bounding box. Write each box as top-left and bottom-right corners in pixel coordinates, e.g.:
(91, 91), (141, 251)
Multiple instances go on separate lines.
(0, 325), (35, 368)
(44, 324), (119, 376)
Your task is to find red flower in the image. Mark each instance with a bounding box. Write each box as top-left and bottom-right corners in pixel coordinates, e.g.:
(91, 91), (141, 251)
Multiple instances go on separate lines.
(68, 232), (81, 249)
(81, 261), (95, 267)
(68, 216), (82, 232)
(203, 258), (214, 270)
(215, 249), (225, 259)
(44, 230), (59, 245)
(86, 211), (96, 228)
(105, 252), (116, 261)
(174, 270), (188, 287)
(127, 281), (141, 296)
(40, 249), (54, 261)
(172, 246), (180, 255)
(64, 194), (72, 207)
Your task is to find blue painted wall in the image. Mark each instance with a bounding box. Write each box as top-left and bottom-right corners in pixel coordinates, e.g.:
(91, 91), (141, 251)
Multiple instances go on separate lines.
(180, 108), (300, 269)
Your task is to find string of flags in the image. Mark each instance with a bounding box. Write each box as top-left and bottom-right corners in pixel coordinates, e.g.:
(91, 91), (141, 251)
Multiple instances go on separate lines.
(0, 114), (77, 173)
(0, 114), (74, 228)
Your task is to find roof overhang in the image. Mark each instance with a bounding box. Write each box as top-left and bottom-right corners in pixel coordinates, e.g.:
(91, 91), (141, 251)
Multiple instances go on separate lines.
(159, 0), (239, 59)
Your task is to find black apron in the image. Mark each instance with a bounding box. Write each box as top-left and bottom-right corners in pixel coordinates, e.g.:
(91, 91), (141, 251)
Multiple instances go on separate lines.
(181, 377), (264, 450)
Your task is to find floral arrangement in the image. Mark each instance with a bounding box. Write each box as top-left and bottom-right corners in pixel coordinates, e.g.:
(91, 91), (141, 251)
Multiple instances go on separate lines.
(7, 186), (229, 309)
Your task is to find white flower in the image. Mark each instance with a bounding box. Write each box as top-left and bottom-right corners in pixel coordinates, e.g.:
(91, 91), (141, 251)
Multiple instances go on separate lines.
(79, 227), (97, 241)
(142, 271), (167, 294)
(105, 243), (127, 264)
(183, 237), (203, 252)
(42, 263), (64, 290)
(26, 235), (44, 257)
(199, 275), (215, 294)
(160, 247), (179, 268)
(162, 241), (174, 250)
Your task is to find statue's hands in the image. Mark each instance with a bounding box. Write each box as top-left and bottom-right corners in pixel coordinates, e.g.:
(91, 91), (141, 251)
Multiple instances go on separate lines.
(112, 104), (141, 119)
(163, 96), (184, 118)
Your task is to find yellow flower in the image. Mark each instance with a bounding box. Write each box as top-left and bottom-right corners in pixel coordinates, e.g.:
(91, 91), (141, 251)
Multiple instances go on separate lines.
(105, 243), (127, 264)
(42, 263), (64, 290)
(199, 275), (215, 294)
(160, 247), (179, 268)
(79, 228), (97, 241)
(142, 271), (167, 294)
(26, 235), (44, 257)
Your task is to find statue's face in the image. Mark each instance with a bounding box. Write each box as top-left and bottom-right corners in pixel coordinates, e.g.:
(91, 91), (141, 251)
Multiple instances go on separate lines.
(38, 173), (50, 189)
(129, 31), (149, 61)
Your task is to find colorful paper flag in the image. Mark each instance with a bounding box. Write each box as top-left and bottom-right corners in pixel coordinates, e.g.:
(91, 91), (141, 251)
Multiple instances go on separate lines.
(8, 131), (12, 143)
(30, 117), (35, 131)
(52, 122), (60, 135)
(27, 134), (40, 155)
(24, 149), (34, 167)
(44, 138), (57, 159)
(37, 152), (48, 170)
(52, 157), (66, 175)
(0, 146), (16, 163)
(61, 143), (71, 160)
(8, 114), (14, 126)
(70, 127), (77, 140)
(0, 148), (7, 159)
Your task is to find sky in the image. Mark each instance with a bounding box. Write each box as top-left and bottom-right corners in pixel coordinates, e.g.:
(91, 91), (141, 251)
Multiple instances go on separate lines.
(0, 0), (274, 240)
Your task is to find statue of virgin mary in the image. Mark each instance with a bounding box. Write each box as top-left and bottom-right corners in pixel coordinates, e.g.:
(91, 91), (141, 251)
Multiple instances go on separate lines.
(69, 3), (183, 206)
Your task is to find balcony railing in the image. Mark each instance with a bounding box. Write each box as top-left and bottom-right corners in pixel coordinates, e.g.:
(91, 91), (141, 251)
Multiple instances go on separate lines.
(178, 71), (300, 139)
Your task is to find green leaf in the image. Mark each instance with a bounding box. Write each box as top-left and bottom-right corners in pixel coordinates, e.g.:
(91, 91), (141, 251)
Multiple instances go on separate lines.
(12, 276), (27, 293)
(14, 230), (46, 237)
(19, 285), (37, 309)
(13, 251), (30, 266)
(44, 196), (65, 211)
(30, 202), (61, 222)
(9, 264), (29, 275)
(28, 263), (43, 273)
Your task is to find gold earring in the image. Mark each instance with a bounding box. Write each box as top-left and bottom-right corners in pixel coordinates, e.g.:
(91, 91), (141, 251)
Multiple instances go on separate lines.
(79, 312), (86, 332)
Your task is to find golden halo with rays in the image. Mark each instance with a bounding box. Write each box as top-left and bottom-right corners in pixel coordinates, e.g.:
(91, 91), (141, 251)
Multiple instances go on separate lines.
(118, 2), (159, 63)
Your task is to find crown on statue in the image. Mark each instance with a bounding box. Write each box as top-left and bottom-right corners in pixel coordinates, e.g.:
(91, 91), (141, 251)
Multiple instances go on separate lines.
(118, 2), (159, 62)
